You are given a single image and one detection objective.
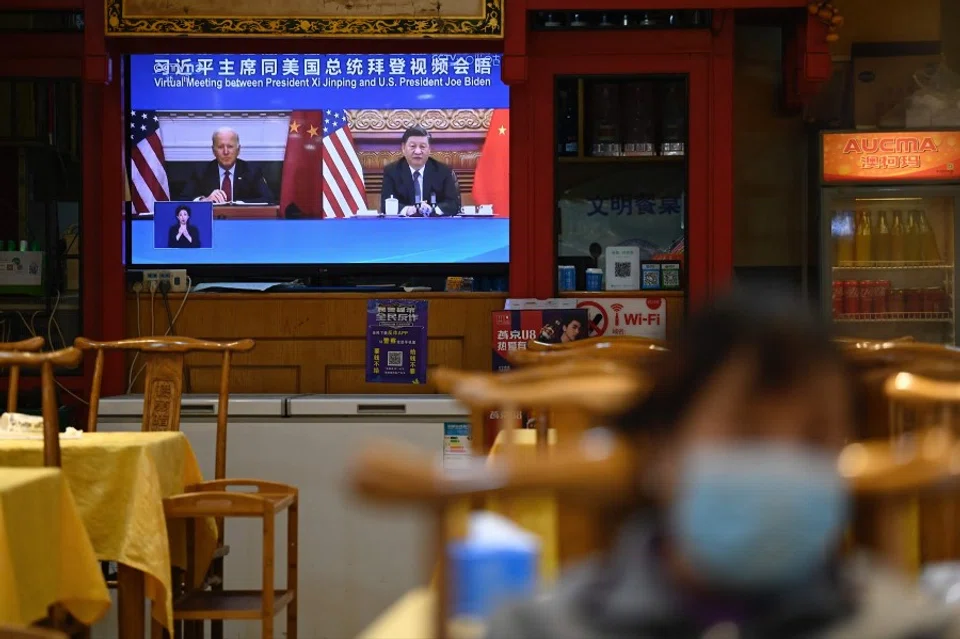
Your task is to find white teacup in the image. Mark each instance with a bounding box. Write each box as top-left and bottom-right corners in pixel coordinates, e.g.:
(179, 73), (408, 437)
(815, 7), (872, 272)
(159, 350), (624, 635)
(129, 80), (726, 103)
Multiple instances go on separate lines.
(478, 204), (494, 216)
(385, 196), (399, 217)
(461, 205), (477, 216)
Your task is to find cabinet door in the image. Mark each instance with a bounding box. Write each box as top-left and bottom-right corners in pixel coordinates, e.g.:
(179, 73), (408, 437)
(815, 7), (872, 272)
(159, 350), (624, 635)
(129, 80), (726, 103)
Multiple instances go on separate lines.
(822, 185), (960, 345)
(530, 54), (710, 298)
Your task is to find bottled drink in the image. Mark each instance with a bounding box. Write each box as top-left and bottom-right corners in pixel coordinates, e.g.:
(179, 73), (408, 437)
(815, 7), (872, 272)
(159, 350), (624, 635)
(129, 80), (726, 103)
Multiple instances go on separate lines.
(660, 81), (685, 156)
(890, 211), (905, 262)
(917, 210), (942, 263)
(855, 210), (872, 264)
(904, 210), (921, 262)
(556, 82), (578, 156)
(591, 83), (621, 156)
(833, 210), (855, 265)
(622, 82), (655, 156)
(874, 211), (892, 263)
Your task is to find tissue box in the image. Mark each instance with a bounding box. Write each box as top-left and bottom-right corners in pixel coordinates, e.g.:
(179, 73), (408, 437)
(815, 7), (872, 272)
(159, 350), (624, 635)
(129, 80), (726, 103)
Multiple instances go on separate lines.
(447, 512), (540, 621)
(0, 251), (43, 295)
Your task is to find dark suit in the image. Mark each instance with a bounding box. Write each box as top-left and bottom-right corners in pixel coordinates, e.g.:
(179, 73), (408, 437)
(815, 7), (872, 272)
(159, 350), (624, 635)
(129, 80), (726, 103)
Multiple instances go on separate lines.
(168, 224), (201, 248)
(179, 159), (274, 203)
(379, 157), (461, 216)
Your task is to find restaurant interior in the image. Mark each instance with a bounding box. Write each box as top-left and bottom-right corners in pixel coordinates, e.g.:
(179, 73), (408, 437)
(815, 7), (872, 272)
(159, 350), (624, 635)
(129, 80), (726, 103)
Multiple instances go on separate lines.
(2, 0), (960, 637)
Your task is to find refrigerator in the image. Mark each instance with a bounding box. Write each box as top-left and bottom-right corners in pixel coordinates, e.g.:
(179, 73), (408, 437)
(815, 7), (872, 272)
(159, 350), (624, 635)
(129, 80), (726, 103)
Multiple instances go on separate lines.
(819, 130), (960, 343)
(91, 393), (469, 639)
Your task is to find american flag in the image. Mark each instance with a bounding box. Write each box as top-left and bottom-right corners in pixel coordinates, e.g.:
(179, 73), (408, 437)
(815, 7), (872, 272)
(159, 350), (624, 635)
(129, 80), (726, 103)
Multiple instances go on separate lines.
(128, 110), (170, 215)
(321, 109), (367, 219)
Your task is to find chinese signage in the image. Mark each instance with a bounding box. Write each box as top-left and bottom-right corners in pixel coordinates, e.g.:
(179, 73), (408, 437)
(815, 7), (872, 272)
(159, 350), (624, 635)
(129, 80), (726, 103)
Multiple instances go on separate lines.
(490, 309), (588, 372)
(366, 299), (428, 385)
(585, 196), (684, 217)
(131, 54), (506, 112)
(575, 298), (667, 340)
(485, 308), (588, 449)
(823, 131), (960, 183)
(106, 0), (502, 38)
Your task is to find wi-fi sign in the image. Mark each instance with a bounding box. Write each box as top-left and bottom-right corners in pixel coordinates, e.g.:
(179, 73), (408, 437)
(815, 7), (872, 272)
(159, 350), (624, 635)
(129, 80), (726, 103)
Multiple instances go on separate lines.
(610, 303), (624, 313)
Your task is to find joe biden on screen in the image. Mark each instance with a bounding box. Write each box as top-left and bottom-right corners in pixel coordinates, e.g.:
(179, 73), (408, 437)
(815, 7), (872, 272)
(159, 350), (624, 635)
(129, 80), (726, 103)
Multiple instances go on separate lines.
(180, 126), (274, 204)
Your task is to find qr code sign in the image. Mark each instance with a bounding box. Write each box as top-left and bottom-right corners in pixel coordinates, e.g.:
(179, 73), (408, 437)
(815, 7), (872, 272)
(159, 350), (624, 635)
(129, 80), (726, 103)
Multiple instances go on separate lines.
(614, 262), (632, 278)
(387, 351), (403, 367)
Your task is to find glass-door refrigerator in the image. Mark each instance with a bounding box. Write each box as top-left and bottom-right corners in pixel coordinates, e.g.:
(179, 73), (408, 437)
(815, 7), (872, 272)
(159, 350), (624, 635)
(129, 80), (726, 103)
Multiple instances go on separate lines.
(820, 130), (960, 344)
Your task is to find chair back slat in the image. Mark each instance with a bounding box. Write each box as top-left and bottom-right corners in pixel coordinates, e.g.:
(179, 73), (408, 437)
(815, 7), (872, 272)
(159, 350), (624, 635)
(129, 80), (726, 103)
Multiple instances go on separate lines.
(142, 352), (186, 433)
(0, 347), (83, 467)
(0, 337), (45, 414)
(527, 335), (665, 352)
(74, 336), (254, 480)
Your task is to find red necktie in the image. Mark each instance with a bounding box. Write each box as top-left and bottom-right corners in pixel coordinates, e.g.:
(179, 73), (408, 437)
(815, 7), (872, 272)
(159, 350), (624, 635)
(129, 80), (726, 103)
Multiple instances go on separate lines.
(221, 170), (232, 201)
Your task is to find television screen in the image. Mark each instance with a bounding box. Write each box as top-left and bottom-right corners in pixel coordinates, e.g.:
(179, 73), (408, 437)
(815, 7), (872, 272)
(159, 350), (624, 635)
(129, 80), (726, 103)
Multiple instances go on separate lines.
(125, 53), (510, 267)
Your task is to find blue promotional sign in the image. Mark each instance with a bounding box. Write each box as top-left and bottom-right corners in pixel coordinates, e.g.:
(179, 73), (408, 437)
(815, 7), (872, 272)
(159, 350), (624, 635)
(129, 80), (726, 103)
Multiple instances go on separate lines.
(366, 299), (429, 385)
(129, 53), (508, 111)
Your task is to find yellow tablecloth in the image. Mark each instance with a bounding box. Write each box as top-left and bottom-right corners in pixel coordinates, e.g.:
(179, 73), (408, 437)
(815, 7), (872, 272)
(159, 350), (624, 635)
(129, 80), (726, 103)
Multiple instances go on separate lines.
(0, 467), (110, 626)
(0, 432), (217, 633)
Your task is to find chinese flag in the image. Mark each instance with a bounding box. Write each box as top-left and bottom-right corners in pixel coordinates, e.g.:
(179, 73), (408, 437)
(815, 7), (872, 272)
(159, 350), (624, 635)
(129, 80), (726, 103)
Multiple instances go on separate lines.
(471, 108), (510, 218)
(279, 110), (324, 218)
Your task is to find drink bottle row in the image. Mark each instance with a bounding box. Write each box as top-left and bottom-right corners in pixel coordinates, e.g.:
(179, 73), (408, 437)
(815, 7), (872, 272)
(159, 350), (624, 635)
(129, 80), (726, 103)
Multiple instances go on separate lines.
(832, 209), (942, 265)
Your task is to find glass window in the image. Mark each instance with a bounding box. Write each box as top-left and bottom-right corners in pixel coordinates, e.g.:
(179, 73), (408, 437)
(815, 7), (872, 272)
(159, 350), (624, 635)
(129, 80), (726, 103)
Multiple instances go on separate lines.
(555, 75), (687, 291)
(0, 78), (83, 367)
(823, 187), (958, 344)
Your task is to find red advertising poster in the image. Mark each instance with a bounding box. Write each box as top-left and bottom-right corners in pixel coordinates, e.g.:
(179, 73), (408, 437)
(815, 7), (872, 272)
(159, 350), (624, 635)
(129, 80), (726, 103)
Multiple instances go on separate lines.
(485, 309), (589, 449)
(823, 131), (960, 183)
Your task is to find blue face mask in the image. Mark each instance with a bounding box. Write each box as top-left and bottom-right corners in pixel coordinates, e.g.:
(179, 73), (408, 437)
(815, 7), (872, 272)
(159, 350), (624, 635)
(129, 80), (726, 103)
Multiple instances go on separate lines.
(668, 442), (849, 591)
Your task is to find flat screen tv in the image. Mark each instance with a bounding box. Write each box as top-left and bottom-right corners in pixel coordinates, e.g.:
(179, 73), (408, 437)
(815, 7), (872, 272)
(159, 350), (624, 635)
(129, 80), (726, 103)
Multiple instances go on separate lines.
(124, 53), (510, 268)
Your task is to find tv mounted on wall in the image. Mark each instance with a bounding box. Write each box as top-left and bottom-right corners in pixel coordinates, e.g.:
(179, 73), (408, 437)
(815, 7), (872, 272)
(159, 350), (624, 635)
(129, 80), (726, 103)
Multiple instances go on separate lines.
(124, 53), (510, 268)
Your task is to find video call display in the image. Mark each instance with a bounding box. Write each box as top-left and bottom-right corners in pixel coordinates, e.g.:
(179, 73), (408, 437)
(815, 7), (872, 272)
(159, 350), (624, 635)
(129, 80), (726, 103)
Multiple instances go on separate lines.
(126, 53), (510, 266)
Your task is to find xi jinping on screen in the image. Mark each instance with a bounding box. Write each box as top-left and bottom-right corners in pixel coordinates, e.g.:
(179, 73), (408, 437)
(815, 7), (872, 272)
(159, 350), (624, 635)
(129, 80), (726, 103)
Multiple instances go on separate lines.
(379, 127), (461, 217)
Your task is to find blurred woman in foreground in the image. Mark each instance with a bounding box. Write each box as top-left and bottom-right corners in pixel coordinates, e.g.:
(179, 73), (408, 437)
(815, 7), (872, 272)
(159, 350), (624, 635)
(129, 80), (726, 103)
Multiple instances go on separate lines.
(487, 290), (960, 639)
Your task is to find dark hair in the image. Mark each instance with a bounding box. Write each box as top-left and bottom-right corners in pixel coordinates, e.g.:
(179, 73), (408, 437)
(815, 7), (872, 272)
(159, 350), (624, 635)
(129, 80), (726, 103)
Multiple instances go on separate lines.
(401, 127), (431, 145)
(617, 287), (856, 436)
(175, 205), (191, 219)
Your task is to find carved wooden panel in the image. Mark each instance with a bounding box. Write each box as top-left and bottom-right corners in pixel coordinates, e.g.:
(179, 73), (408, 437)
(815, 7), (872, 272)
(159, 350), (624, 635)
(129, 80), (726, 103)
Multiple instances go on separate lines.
(125, 293), (507, 394)
(141, 351), (185, 431)
(106, 0), (502, 38)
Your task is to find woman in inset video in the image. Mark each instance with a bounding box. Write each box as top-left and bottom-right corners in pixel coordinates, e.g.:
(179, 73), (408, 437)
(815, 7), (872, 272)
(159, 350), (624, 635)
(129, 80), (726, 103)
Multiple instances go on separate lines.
(486, 289), (960, 639)
(168, 204), (201, 248)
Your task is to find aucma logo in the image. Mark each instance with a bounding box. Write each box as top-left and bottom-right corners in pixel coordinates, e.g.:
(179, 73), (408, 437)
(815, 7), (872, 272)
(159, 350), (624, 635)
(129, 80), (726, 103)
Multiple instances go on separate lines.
(842, 136), (939, 154)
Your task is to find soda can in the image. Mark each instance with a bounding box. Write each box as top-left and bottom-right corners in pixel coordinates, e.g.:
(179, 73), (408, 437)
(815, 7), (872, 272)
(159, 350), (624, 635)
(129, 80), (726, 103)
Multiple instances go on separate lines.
(558, 265), (576, 291)
(874, 280), (891, 316)
(832, 280), (845, 317)
(859, 280), (875, 315)
(842, 280), (859, 315)
(585, 268), (603, 291)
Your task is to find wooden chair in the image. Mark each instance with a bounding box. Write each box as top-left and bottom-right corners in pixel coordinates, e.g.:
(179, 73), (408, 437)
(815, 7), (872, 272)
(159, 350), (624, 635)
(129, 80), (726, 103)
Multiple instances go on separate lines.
(841, 342), (960, 563)
(433, 359), (648, 451)
(0, 336), (45, 413)
(74, 336), (297, 639)
(432, 361), (647, 581)
(876, 371), (960, 573)
(506, 340), (668, 368)
(0, 626), (67, 639)
(527, 335), (666, 352)
(350, 424), (960, 639)
(0, 347), (82, 467)
(834, 336), (915, 347)
(0, 347), (86, 636)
